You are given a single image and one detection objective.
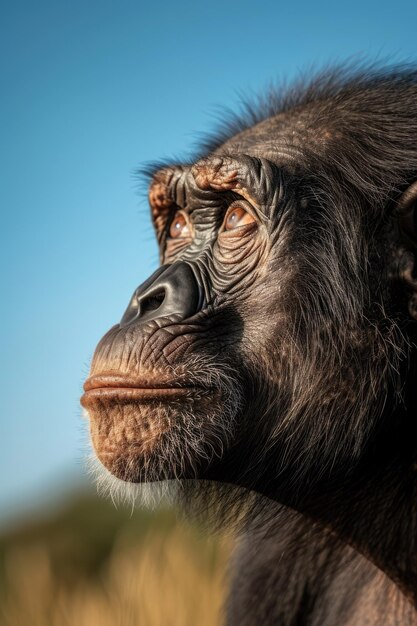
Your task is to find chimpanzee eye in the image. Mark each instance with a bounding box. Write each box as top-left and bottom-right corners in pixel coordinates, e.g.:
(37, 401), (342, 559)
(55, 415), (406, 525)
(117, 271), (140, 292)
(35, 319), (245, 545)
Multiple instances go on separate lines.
(168, 210), (191, 239)
(223, 205), (257, 231)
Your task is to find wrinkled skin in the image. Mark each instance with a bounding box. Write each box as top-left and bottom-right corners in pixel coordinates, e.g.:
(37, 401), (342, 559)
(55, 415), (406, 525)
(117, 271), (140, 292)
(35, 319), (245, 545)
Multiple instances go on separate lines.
(82, 67), (417, 624)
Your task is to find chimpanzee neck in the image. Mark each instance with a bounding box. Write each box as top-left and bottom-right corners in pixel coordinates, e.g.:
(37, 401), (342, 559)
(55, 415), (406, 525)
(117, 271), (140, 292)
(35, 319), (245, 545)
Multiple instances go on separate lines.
(310, 460), (417, 604)
(257, 421), (417, 605)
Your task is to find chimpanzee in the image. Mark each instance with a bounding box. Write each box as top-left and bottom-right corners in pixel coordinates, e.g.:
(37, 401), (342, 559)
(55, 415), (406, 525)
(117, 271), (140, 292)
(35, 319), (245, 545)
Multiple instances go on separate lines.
(82, 65), (417, 624)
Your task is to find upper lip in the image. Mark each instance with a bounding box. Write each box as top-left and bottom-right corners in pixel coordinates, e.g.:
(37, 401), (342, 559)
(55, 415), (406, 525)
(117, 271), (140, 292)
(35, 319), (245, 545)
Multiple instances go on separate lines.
(83, 373), (193, 392)
(80, 373), (197, 408)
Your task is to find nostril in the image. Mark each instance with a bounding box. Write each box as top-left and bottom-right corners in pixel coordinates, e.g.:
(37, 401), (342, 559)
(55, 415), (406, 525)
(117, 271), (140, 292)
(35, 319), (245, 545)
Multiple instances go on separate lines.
(139, 290), (165, 316)
(120, 262), (201, 328)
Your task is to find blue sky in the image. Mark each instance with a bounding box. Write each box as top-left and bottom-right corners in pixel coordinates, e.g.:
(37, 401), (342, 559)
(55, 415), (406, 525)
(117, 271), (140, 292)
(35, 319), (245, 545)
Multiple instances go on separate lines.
(2, 0), (417, 524)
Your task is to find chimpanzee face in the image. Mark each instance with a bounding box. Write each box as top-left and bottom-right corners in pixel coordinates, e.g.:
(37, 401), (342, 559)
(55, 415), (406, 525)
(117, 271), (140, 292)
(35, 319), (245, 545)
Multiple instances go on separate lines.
(82, 86), (416, 496)
(81, 155), (290, 485)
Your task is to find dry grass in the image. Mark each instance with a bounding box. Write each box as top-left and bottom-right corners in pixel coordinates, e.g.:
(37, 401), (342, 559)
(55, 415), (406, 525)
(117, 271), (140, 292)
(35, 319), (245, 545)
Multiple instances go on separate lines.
(0, 495), (231, 626)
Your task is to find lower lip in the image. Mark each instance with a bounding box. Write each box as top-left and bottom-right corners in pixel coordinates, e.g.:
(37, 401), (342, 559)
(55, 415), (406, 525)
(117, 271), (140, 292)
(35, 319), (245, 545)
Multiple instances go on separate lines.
(81, 386), (193, 407)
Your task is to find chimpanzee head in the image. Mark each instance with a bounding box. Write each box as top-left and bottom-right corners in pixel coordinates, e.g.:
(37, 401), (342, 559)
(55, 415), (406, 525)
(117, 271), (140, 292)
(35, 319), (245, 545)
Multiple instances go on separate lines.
(81, 66), (417, 504)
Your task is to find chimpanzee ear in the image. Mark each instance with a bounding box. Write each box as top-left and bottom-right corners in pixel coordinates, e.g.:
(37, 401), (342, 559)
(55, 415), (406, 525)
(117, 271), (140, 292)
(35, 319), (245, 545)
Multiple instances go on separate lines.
(396, 181), (417, 248)
(395, 181), (417, 319)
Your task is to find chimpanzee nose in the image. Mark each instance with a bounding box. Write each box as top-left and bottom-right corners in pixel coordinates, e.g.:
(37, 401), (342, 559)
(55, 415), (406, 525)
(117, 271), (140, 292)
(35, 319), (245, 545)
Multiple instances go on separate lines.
(120, 263), (202, 328)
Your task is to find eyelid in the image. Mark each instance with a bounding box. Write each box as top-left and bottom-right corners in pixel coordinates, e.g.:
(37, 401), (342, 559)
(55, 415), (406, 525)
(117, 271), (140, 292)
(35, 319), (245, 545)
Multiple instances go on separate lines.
(228, 198), (257, 215)
(220, 199), (258, 232)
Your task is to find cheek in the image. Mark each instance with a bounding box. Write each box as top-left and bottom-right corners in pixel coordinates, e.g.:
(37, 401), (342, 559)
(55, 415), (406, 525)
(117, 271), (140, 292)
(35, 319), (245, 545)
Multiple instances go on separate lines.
(212, 233), (269, 297)
(216, 229), (262, 261)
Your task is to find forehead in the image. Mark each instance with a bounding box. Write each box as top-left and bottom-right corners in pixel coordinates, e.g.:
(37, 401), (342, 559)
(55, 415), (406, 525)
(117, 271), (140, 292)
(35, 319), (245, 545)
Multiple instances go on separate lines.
(215, 110), (340, 168)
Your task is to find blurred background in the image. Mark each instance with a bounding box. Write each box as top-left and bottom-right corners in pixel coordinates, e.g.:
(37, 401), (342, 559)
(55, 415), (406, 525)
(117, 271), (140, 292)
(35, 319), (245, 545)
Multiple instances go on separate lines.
(2, 0), (417, 623)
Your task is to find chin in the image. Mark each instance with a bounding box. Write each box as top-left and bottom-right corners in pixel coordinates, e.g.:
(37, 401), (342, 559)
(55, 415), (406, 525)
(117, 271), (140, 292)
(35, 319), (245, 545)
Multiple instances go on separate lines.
(81, 365), (241, 486)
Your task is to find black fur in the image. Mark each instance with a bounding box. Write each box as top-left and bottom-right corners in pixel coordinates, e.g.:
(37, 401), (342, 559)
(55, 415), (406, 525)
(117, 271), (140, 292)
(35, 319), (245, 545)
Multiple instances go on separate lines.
(86, 64), (417, 624)
(199, 65), (417, 624)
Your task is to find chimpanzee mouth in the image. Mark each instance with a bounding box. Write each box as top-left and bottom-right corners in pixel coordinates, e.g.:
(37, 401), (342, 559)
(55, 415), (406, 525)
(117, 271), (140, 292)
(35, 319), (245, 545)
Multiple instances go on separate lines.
(81, 373), (206, 406)
(82, 361), (241, 487)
